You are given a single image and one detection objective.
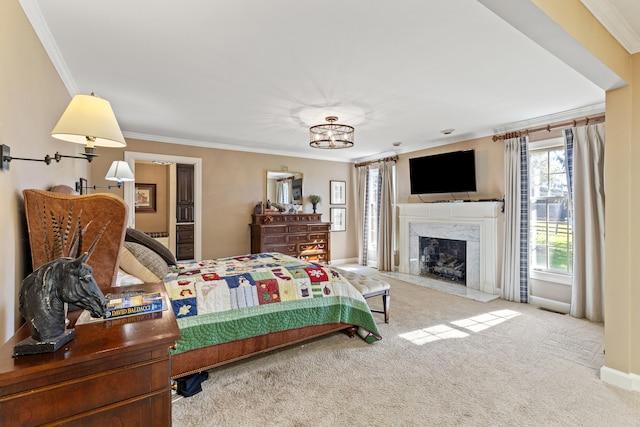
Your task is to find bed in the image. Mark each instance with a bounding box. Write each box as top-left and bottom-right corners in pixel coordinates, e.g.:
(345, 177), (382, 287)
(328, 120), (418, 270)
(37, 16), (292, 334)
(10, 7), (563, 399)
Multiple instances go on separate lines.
(22, 189), (381, 381)
(162, 252), (381, 378)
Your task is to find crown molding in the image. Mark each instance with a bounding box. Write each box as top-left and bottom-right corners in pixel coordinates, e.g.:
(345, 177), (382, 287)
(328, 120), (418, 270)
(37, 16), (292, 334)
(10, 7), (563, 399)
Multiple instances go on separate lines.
(490, 103), (606, 134)
(581, 0), (640, 54)
(122, 132), (355, 163)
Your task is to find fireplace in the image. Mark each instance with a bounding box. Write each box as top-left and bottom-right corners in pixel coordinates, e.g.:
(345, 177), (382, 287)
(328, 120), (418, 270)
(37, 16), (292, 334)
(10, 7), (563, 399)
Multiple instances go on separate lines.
(419, 237), (467, 285)
(397, 202), (502, 295)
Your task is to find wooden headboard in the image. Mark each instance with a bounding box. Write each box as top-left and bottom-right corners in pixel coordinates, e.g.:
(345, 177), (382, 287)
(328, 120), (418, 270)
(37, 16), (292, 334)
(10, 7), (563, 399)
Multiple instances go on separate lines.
(22, 189), (128, 293)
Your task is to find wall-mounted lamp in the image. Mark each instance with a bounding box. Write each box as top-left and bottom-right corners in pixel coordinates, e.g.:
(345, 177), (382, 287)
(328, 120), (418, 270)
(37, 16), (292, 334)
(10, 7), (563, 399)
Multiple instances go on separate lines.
(76, 161), (135, 192)
(1, 93), (126, 171)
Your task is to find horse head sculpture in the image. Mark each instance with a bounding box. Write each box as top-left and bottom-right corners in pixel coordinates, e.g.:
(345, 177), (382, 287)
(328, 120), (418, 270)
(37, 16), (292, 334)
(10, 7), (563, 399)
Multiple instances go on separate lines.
(19, 252), (106, 343)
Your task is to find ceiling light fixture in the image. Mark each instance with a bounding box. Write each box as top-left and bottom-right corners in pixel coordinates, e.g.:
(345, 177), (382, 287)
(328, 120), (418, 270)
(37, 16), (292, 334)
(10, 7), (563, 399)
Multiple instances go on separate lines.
(309, 116), (354, 149)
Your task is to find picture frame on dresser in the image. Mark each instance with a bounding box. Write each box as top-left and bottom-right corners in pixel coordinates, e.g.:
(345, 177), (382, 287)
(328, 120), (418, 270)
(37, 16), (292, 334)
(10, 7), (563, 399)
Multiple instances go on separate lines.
(330, 180), (346, 205)
(330, 207), (346, 232)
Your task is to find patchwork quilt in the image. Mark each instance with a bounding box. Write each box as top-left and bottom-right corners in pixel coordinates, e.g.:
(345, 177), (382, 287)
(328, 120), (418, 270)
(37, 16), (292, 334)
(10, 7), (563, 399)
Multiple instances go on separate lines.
(164, 252), (381, 355)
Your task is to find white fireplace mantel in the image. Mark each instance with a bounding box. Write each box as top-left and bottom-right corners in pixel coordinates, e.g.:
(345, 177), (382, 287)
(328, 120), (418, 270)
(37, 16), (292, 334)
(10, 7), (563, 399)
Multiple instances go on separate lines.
(397, 202), (502, 295)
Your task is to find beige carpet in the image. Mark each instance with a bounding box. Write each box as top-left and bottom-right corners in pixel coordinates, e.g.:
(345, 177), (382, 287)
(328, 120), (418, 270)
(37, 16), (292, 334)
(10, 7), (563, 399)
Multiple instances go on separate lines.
(172, 269), (640, 426)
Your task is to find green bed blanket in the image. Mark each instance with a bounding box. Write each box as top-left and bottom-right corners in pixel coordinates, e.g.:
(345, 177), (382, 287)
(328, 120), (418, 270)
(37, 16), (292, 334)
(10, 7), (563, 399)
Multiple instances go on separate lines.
(164, 252), (381, 355)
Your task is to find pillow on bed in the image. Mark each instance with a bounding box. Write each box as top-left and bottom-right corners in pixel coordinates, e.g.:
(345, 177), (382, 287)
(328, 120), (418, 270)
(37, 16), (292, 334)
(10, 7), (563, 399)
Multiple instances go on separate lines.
(125, 228), (176, 266)
(116, 268), (145, 286)
(119, 241), (169, 283)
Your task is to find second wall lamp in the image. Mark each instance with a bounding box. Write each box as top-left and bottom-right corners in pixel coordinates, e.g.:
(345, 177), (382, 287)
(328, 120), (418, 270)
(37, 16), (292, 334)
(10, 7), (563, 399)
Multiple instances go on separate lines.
(76, 161), (135, 193)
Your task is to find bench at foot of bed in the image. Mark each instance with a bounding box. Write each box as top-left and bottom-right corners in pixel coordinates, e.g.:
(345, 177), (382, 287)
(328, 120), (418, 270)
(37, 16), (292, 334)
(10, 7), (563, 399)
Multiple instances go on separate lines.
(336, 269), (391, 323)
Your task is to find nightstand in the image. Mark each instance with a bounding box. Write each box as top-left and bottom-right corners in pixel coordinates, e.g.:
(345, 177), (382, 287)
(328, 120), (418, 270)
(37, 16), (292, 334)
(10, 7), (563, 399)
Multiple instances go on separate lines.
(0, 282), (180, 426)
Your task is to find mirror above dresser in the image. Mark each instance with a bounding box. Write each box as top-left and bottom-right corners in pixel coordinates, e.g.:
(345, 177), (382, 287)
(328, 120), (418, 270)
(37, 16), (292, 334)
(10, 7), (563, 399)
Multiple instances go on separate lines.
(266, 171), (303, 206)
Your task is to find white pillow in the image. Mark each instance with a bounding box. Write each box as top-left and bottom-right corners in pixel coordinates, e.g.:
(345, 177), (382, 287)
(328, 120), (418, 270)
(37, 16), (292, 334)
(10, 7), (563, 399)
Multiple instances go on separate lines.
(116, 268), (145, 286)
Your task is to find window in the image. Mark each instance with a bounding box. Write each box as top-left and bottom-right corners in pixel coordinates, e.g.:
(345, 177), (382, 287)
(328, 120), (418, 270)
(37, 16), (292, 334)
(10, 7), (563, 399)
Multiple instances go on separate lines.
(529, 138), (572, 276)
(365, 167), (380, 267)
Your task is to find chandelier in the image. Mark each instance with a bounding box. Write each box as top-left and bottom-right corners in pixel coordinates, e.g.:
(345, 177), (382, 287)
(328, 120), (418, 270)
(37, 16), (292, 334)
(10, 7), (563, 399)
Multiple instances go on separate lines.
(309, 116), (354, 149)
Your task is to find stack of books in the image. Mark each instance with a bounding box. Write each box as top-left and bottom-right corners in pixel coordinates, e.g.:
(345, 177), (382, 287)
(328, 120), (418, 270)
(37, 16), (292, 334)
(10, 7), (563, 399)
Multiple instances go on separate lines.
(104, 290), (165, 319)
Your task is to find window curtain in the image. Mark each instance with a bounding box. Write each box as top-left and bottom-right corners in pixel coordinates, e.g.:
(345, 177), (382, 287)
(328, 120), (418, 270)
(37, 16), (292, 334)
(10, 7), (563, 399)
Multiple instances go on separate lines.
(354, 164), (368, 265)
(502, 136), (529, 302)
(564, 123), (605, 322)
(377, 160), (395, 271)
(275, 181), (284, 204)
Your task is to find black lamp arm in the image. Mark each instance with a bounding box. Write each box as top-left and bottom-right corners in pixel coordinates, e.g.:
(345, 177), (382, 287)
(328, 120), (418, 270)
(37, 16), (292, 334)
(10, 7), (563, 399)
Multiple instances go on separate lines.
(75, 181), (123, 193)
(1, 144), (95, 172)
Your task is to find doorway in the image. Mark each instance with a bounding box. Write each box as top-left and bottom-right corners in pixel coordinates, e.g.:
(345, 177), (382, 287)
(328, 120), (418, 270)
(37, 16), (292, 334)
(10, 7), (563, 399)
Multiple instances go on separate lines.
(124, 151), (202, 261)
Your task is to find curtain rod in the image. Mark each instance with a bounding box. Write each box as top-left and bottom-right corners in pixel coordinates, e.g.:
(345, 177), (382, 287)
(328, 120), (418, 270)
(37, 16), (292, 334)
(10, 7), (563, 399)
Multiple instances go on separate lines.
(492, 114), (605, 142)
(354, 155), (398, 168)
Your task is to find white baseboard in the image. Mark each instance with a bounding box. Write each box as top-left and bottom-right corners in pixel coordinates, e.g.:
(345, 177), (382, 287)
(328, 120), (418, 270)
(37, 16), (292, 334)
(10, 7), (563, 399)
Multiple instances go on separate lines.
(600, 366), (640, 391)
(528, 295), (570, 314)
(330, 257), (359, 265)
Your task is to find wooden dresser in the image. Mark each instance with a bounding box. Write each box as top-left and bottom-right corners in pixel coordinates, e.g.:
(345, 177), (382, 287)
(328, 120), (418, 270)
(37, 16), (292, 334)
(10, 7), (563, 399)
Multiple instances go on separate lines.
(0, 282), (180, 426)
(250, 213), (331, 263)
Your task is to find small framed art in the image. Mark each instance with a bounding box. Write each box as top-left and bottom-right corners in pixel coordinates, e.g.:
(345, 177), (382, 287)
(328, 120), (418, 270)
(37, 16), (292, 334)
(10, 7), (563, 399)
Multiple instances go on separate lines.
(330, 207), (346, 232)
(135, 183), (156, 213)
(78, 177), (88, 195)
(330, 180), (346, 205)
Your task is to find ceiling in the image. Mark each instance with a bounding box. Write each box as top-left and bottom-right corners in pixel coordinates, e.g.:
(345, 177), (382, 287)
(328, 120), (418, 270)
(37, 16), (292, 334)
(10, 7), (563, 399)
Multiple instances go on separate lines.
(20, 0), (639, 163)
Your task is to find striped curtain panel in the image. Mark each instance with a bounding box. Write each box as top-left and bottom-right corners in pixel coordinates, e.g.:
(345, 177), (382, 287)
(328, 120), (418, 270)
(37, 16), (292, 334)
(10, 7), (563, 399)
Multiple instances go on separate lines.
(502, 136), (529, 303)
(354, 165), (369, 265)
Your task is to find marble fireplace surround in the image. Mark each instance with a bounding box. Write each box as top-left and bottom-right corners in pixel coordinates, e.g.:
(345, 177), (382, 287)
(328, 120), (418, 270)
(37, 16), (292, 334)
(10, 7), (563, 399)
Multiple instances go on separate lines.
(397, 202), (502, 295)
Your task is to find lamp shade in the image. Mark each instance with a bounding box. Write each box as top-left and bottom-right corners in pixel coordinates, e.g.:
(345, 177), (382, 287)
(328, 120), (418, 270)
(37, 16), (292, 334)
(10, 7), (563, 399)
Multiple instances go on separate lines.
(105, 161), (134, 182)
(51, 93), (126, 148)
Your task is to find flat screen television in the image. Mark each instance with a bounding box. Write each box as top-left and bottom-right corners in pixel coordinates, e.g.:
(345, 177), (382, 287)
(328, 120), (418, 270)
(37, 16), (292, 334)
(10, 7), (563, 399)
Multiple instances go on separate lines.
(409, 149), (477, 194)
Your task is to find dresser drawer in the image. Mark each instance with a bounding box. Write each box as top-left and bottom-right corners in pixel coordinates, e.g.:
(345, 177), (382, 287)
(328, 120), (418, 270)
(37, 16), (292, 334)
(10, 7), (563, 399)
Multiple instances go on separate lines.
(265, 243), (297, 254)
(309, 224), (330, 232)
(264, 234), (287, 244)
(288, 224), (309, 233)
(308, 233), (328, 241)
(300, 252), (328, 262)
(0, 355), (170, 426)
(299, 242), (327, 252)
(288, 234), (310, 243)
(263, 225), (288, 234)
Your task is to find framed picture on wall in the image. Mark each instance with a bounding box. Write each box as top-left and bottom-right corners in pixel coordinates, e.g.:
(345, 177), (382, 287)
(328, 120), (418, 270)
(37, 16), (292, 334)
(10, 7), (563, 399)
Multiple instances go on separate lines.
(135, 183), (156, 213)
(330, 180), (346, 205)
(331, 207), (346, 232)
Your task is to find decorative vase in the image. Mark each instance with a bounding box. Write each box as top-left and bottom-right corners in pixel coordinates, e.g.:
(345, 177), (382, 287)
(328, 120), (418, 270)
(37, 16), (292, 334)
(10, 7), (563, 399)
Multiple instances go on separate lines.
(312, 204), (317, 213)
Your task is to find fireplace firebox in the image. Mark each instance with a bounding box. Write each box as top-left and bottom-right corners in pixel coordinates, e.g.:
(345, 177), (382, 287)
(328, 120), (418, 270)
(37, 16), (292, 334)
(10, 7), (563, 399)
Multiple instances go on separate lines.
(419, 237), (467, 285)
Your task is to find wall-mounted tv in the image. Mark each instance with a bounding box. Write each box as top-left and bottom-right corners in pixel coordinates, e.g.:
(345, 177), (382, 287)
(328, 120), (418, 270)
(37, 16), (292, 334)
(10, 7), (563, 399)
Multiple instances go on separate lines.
(409, 149), (477, 194)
